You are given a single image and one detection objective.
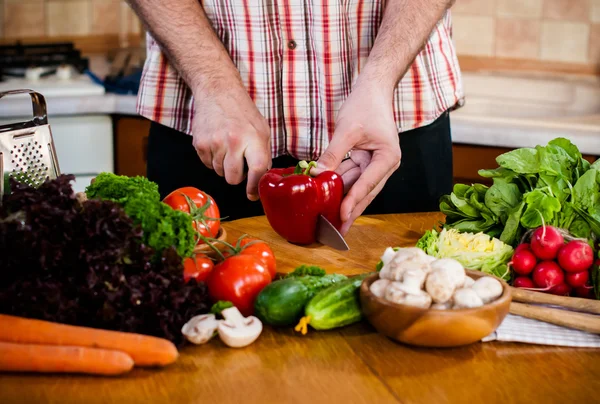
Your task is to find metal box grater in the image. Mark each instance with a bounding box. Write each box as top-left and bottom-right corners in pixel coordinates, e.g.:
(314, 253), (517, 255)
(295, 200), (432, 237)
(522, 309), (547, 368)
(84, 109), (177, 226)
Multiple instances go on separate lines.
(0, 89), (61, 202)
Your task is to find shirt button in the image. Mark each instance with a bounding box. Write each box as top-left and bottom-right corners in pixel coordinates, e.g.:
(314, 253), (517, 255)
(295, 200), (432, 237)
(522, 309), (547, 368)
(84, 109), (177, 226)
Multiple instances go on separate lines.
(287, 40), (297, 50)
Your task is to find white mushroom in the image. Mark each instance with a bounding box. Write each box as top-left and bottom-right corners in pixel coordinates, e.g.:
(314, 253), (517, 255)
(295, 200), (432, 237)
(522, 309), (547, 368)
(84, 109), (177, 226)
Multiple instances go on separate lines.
(384, 282), (407, 302)
(379, 247), (397, 267)
(425, 270), (455, 304)
(181, 314), (219, 344)
(380, 248), (431, 281)
(217, 307), (263, 348)
(370, 279), (391, 298)
(431, 302), (452, 310)
(472, 277), (503, 304)
(402, 270), (427, 292)
(430, 258), (466, 289)
(462, 276), (475, 288)
(390, 289), (432, 309)
(452, 288), (484, 309)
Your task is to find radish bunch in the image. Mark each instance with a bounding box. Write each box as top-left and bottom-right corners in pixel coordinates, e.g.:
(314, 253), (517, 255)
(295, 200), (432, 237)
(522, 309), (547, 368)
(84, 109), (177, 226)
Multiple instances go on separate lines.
(510, 225), (596, 299)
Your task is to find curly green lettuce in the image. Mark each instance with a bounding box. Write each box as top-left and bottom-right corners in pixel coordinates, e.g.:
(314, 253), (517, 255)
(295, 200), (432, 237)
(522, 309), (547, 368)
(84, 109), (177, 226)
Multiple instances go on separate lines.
(85, 172), (160, 203)
(85, 173), (195, 258)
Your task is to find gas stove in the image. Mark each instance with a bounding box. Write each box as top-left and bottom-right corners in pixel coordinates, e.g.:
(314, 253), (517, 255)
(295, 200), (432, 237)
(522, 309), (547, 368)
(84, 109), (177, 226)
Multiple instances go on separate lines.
(0, 42), (105, 97)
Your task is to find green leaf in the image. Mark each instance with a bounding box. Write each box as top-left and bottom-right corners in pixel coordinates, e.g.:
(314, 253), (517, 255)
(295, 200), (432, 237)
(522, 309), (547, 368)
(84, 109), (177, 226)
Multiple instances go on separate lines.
(548, 137), (582, 163)
(286, 265), (326, 278)
(450, 193), (481, 219)
(496, 148), (539, 174)
(591, 158), (600, 171)
(572, 168), (599, 212)
(478, 167), (519, 182)
(500, 201), (525, 246)
(520, 189), (561, 228)
(569, 216), (591, 239)
(453, 183), (472, 198)
(484, 182), (522, 219)
(210, 301), (234, 316)
(537, 144), (574, 181)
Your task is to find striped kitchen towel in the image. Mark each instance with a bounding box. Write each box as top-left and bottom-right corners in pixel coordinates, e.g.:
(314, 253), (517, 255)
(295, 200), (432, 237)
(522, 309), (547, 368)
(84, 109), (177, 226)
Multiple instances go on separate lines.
(483, 314), (600, 347)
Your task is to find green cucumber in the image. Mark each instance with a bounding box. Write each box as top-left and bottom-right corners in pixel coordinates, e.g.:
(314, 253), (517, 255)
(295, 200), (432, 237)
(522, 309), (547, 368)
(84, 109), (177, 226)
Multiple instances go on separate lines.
(254, 274), (347, 326)
(295, 273), (371, 333)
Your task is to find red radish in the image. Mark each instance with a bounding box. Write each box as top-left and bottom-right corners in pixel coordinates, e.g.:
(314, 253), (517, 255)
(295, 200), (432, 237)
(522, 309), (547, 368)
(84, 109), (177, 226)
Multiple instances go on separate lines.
(515, 243), (531, 253)
(574, 284), (595, 299)
(557, 240), (594, 273)
(549, 283), (572, 296)
(565, 270), (589, 288)
(513, 277), (535, 288)
(530, 226), (564, 260)
(532, 261), (565, 289)
(511, 250), (537, 275)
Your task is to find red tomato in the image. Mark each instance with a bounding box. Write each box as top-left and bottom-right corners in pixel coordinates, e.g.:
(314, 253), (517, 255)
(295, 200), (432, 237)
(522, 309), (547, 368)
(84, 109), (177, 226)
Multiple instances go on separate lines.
(183, 254), (214, 283)
(206, 255), (272, 316)
(237, 238), (277, 279)
(163, 187), (220, 241)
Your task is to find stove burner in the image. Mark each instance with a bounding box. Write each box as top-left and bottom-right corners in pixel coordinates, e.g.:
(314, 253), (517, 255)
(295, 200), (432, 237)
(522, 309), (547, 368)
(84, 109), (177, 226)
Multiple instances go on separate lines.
(0, 41), (89, 81)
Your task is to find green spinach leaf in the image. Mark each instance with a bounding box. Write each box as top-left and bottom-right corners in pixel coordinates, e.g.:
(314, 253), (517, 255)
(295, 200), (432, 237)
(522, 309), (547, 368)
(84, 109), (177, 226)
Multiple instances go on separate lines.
(450, 193), (481, 218)
(500, 201), (525, 246)
(520, 189), (561, 228)
(496, 148), (539, 174)
(484, 182), (522, 219)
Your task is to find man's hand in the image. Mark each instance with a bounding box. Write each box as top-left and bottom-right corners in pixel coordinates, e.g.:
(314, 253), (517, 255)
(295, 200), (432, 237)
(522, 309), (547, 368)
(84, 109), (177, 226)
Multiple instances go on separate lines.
(315, 0), (454, 234)
(315, 82), (401, 235)
(128, 0), (271, 200)
(192, 83), (271, 201)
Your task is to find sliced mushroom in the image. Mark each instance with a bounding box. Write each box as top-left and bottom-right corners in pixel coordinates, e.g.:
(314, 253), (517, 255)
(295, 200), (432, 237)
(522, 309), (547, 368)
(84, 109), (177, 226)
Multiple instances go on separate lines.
(472, 277), (503, 304)
(425, 270), (455, 304)
(181, 314), (219, 344)
(452, 288), (484, 309)
(370, 279), (391, 298)
(217, 307), (263, 348)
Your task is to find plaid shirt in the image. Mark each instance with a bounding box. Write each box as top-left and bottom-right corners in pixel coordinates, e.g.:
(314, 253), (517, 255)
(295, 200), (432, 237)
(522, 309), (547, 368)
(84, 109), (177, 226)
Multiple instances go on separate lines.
(137, 2), (464, 161)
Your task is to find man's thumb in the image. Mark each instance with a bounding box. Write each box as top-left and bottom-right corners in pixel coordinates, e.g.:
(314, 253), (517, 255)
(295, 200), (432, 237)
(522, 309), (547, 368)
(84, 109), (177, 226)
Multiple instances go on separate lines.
(313, 138), (349, 174)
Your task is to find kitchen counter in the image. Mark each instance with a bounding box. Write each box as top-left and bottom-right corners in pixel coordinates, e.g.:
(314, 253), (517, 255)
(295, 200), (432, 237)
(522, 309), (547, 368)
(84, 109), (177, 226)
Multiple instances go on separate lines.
(1, 212), (599, 404)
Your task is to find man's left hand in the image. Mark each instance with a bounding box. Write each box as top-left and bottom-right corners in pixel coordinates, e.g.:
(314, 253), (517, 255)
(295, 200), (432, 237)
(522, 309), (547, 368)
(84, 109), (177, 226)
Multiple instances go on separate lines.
(313, 82), (401, 235)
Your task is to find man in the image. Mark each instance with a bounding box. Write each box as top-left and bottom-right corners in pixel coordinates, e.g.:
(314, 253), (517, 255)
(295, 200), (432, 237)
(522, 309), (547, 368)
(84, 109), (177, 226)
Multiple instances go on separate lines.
(130, 0), (463, 235)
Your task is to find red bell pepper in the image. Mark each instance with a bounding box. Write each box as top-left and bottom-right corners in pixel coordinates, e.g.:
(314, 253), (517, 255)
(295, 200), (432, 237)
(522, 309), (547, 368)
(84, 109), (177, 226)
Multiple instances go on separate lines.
(258, 160), (344, 245)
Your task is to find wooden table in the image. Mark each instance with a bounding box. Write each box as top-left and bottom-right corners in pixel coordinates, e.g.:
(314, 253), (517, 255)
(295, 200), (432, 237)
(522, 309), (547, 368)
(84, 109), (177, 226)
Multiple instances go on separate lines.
(1, 213), (599, 403)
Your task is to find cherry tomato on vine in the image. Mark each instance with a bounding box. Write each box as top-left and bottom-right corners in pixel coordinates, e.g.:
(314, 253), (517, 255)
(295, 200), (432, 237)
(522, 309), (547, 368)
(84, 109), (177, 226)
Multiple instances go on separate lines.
(163, 187), (221, 242)
(206, 255), (272, 316)
(183, 254), (214, 282)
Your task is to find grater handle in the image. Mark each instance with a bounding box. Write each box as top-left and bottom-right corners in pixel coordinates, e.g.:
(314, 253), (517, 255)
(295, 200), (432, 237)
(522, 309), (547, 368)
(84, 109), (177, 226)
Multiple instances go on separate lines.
(0, 89), (48, 130)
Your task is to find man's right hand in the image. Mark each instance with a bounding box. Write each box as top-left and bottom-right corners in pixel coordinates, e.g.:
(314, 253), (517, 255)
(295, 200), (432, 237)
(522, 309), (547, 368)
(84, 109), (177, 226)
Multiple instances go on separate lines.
(191, 83), (271, 201)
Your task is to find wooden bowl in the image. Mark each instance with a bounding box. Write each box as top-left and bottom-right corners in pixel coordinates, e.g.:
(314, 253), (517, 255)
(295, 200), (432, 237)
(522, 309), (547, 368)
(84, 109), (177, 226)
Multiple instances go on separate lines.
(193, 227), (229, 259)
(359, 270), (512, 348)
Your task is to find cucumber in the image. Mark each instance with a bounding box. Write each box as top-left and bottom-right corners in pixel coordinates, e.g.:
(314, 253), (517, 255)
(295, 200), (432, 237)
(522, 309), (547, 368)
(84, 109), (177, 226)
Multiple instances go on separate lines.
(296, 273), (371, 333)
(254, 274), (347, 326)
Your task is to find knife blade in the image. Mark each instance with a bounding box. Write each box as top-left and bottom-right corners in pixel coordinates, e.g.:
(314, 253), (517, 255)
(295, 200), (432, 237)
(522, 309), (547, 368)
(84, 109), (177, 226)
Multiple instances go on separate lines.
(316, 214), (350, 251)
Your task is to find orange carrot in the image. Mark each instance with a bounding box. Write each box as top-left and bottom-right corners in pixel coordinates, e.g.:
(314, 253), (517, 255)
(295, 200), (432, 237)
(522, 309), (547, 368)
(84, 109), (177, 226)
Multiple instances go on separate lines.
(0, 315), (178, 367)
(0, 342), (134, 376)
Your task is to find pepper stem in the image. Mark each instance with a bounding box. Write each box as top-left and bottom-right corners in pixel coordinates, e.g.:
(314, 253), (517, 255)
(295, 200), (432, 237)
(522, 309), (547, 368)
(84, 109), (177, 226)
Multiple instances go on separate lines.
(293, 160), (318, 176)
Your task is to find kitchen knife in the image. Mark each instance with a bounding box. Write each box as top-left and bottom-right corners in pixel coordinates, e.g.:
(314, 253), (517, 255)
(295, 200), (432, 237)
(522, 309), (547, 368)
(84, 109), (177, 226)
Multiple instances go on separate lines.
(316, 214), (350, 251)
